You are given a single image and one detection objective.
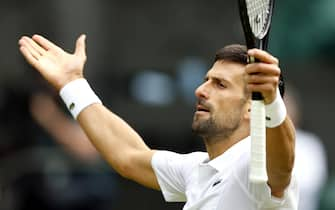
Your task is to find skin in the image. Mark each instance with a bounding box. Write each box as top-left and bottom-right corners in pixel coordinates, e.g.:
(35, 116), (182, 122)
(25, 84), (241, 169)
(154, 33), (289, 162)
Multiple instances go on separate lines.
(30, 92), (99, 162)
(18, 34), (295, 197)
(191, 60), (251, 159)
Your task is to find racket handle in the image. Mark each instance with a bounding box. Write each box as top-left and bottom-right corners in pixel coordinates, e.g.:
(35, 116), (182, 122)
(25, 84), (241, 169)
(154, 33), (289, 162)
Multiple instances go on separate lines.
(250, 99), (268, 183)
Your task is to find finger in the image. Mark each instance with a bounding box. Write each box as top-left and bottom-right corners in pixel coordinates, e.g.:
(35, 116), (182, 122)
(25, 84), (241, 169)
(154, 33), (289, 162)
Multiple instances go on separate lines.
(19, 37), (44, 60)
(248, 49), (279, 65)
(74, 34), (86, 59)
(246, 63), (280, 76)
(247, 83), (277, 104)
(22, 36), (47, 56)
(247, 82), (274, 90)
(19, 46), (40, 69)
(19, 38), (41, 60)
(247, 74), (279, 86)
(32, 34), (61, 52)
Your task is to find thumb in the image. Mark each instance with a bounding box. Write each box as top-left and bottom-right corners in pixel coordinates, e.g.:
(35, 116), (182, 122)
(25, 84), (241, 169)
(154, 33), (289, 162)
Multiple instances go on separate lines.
(74, 34), (86, 58)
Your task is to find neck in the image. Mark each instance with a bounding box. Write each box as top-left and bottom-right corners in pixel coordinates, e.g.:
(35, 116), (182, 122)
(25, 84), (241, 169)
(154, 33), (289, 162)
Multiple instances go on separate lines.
(204, 126), (249, 160)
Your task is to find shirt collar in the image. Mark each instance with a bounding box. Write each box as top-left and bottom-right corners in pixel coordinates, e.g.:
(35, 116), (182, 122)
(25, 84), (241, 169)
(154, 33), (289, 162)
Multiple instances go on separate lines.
(202, 136), (250, 172)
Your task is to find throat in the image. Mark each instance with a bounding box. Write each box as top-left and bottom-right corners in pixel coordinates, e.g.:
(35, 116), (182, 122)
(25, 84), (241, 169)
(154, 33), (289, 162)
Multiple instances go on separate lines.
(204, 138), (235, 160)
(204, 132), (248, 160)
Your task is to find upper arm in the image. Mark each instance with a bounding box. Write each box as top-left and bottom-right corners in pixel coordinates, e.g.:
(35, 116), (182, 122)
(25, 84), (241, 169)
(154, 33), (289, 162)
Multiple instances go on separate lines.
(123, 149), (160, 190)
(77, 104), (161, 190)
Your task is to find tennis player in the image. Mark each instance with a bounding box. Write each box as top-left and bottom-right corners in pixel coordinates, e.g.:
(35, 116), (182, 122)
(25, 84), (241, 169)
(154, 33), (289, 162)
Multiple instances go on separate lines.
(18, 34), (298, 210)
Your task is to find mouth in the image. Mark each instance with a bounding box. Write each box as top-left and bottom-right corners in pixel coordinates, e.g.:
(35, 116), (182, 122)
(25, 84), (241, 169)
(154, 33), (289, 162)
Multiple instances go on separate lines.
(195, 104), (210, 114)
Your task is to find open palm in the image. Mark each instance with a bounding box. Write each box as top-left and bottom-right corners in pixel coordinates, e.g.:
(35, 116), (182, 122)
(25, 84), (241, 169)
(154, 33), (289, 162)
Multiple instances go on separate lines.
(19, 34), (87, 91)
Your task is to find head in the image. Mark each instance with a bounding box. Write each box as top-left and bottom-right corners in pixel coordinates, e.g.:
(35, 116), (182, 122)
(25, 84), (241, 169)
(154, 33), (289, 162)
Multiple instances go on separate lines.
(191, 44), (285, 142)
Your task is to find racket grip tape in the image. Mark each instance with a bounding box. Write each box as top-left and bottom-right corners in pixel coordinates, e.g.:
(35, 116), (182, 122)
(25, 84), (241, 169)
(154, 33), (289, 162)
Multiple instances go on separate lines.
(250, 100), (268, 183)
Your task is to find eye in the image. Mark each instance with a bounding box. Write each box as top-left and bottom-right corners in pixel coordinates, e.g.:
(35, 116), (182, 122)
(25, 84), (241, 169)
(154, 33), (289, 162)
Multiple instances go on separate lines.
(219, 83), (225, 88)
(203, 77), (209, 82)
(216, 81), (226, 89)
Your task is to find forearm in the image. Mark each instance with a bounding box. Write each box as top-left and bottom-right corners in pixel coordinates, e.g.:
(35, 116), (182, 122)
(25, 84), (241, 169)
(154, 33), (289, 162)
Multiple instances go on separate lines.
(266, 116), (295, 195)
(19, 34), (158, 189)
(77, 103), (152, 176)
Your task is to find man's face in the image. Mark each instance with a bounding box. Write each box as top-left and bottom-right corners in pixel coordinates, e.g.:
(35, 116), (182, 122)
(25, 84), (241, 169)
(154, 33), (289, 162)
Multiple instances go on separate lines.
(192, 60), (249, 140)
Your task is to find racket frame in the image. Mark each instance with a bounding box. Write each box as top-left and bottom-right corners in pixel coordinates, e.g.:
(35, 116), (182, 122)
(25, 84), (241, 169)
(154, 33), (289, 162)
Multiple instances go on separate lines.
(238, 0), (275, 184)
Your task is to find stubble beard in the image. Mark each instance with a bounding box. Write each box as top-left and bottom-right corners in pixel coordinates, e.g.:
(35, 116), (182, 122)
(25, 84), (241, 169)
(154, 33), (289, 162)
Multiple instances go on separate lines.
(192, 113), (240, 142)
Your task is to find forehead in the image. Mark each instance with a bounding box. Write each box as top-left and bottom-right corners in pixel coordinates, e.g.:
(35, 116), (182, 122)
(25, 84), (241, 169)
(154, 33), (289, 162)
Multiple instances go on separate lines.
(207, 60), (246, 82)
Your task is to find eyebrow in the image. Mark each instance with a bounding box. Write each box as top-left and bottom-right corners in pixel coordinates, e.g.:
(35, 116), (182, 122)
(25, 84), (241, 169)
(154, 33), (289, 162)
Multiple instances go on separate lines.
(204, 75), (232, 85)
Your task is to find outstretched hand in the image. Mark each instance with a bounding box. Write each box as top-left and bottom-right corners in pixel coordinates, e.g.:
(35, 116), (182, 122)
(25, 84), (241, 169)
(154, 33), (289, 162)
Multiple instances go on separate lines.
(18, 34), (87, 91)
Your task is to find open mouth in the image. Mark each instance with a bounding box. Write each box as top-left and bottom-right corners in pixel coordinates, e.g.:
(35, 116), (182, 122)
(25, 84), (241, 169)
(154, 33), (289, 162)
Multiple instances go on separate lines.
(196, 104), (210, 113)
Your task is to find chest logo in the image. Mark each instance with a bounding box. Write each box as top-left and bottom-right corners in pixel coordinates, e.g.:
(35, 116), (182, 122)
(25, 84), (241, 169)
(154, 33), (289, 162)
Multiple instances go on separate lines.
(212, 179), (222, 187)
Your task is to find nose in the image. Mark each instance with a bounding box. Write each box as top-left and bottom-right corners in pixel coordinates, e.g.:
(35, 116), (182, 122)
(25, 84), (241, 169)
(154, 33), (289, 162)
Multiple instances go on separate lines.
(195, 81), (210, 99)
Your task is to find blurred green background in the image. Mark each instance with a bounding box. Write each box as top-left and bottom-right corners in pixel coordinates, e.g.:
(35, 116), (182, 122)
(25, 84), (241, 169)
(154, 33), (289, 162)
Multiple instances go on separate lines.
(0, 0), (334, 209)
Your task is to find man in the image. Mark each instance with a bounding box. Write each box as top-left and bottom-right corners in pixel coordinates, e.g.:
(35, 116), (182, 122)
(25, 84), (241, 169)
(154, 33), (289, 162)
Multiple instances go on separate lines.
(18, 34), (298, 209)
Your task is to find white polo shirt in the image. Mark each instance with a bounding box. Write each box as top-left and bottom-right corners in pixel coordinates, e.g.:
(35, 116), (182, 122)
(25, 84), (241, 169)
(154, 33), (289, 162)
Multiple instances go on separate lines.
(151, 137), (299, 210)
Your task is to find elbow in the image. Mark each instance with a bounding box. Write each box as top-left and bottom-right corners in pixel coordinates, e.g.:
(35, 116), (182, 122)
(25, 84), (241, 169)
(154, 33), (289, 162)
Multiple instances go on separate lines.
(110, 151), (143, 181)
(112, 155), (134, 179)
(268, 154), (295, 191)
(103, 152), (135, 179)
(116, 162), (133, 179)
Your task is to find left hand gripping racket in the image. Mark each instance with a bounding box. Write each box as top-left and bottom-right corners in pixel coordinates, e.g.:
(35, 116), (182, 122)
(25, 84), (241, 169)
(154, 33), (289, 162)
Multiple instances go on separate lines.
(238, 0), (275, 184)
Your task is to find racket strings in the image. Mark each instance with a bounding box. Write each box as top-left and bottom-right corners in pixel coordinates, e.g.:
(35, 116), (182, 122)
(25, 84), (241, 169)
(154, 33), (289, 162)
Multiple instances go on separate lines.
(246, 0), (270, 37)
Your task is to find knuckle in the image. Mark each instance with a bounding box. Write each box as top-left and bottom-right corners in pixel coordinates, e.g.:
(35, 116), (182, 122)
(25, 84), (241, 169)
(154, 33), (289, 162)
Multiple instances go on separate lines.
(272, 65), (281, 75)
(245, 64), (253, 73)
(272, 77), (279, 85)
(246, 84), (253, 91)
(264, 84), (273, 94)
(273, 57), (279, 65)
(81, 55), (87, 62)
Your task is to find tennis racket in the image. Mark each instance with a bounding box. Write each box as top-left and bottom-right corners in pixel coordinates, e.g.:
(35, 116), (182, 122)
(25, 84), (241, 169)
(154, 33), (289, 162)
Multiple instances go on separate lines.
(238, 0), (275, 184)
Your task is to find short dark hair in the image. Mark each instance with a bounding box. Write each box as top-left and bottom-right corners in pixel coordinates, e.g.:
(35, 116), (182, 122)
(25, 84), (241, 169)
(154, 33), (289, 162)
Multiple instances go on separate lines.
(214, 44), (285, 97)
(214, 44), (248, 65)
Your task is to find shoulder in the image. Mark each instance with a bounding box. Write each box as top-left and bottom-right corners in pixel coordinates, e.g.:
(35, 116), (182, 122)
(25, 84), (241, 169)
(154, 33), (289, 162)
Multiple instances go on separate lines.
(151, 150), (208, 190)
(152, 150), (208, 167)
(152, 150), (208, 171)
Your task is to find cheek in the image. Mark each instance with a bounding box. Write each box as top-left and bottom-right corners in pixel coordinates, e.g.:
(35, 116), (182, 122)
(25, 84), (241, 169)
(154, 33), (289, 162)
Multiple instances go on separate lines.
(211, 103), (227, 121)
(215, 100), (244, 120)
(214, 99), (228, 114)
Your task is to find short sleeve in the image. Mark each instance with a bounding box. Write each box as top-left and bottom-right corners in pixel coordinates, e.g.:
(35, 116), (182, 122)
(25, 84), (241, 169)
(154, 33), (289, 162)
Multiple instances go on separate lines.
(250, 174), (299, 209)
(151, 151), (187, 202)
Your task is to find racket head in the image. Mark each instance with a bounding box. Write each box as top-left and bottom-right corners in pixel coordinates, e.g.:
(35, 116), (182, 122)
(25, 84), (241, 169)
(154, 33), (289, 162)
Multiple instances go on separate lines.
(238, 0), (275, 50)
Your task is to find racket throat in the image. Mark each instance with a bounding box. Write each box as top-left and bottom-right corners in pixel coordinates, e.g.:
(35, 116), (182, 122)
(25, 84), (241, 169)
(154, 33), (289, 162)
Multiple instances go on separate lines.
(254, 38), (269, 50)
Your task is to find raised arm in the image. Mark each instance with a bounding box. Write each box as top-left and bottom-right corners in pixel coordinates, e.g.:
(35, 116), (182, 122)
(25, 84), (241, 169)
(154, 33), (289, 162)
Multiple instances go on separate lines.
(19, 34), (160, 190)
(246, 49), (295, 197)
